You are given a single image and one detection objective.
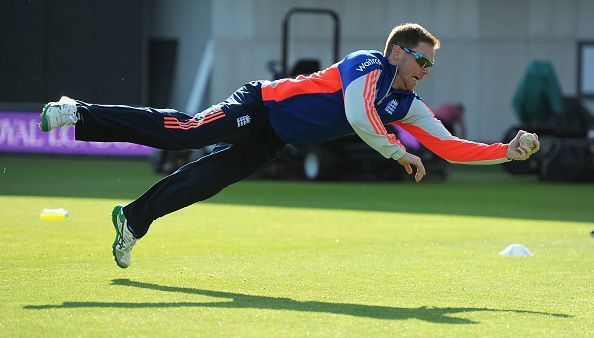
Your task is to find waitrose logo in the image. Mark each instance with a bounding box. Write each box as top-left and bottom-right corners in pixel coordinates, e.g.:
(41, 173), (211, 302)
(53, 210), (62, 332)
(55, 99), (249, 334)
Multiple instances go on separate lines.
(356, 58), (382, 72)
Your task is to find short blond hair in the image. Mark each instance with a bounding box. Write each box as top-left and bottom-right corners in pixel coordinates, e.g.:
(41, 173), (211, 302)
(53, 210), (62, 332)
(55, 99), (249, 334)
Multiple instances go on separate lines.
(384, 23), (440, 55)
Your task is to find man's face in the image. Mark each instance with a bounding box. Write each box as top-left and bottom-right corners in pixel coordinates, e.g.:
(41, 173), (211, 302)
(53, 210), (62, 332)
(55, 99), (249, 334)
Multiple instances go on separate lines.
(390, 42), (436, 91)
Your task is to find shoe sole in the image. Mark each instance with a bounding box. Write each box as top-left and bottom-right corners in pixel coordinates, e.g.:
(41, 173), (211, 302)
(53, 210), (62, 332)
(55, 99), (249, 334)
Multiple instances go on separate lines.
(111, 205), (128, 269)
(40, 103), (50, 132)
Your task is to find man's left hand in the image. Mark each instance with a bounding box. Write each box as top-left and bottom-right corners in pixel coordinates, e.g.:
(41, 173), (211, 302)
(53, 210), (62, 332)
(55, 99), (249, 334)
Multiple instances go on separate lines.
(397, 152), (426, 182)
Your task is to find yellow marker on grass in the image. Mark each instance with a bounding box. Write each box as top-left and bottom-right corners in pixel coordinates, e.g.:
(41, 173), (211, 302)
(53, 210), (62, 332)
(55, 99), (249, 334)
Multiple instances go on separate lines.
(39, 208), (69, 220)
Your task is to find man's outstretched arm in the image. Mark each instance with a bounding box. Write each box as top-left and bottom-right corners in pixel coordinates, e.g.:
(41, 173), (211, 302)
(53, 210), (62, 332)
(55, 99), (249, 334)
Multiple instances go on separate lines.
(394, 98), (540, 164)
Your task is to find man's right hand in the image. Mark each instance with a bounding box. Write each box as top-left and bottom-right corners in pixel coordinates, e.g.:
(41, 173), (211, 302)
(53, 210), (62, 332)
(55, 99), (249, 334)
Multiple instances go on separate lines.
(397, 152), (426, 182)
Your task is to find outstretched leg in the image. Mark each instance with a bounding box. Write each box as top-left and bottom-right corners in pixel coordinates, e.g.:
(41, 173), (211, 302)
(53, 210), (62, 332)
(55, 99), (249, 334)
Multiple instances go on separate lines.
(42, 83), (266, 151)
(75, 102), (250, 150)
(110, 123), (283, 269)
(123, 138), (280, 238)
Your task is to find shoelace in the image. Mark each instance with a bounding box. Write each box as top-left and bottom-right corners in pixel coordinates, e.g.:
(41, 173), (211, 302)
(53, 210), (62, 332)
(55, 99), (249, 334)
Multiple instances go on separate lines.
(116, 214), (137, 250)
(50, 104), (77, 125)
(116, 233), (136, 250)
(60, 104), (78, 123)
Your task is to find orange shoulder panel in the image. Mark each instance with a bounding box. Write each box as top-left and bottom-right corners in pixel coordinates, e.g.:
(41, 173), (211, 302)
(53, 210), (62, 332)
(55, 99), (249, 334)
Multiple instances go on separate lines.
(261, 65), (342, 102)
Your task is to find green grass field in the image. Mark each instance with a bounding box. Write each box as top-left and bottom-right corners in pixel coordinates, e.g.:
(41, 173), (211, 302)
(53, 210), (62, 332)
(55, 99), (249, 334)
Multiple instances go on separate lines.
(1, 155), (592, 337)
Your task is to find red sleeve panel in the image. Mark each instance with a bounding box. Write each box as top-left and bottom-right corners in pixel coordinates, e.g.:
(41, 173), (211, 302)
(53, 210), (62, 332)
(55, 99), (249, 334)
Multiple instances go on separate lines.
(394, 98), (510, 165)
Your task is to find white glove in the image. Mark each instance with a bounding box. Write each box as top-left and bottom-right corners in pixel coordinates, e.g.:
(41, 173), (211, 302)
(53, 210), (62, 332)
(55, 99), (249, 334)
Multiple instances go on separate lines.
(506, 130), (540, 160)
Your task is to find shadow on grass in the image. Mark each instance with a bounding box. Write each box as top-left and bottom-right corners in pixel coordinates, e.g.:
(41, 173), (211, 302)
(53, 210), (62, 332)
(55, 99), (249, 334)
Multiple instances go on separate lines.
(24, 278), (571, 324)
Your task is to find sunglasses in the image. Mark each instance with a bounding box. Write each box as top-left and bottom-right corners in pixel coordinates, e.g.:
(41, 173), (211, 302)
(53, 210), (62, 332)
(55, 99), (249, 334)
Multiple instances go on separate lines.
(399, 46), (434, 68)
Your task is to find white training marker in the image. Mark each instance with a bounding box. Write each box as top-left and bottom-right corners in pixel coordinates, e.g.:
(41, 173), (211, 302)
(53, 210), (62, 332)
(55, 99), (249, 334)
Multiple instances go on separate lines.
(499, 244), (533, 257)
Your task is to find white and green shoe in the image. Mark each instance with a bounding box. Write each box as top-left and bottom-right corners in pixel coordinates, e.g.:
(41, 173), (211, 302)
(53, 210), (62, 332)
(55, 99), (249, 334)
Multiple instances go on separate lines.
(112, 205), (138, 269)
(40, 96), (78, 132)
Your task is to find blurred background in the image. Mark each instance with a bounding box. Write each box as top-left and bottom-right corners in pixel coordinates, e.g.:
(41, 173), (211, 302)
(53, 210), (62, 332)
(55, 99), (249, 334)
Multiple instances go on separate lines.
(1, 0), (593, 182)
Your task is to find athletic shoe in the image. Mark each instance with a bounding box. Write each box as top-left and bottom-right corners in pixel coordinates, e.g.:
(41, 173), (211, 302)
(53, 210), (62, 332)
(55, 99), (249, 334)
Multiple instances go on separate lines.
(112, 205), (138, 269)
(39, 96), (78, 132)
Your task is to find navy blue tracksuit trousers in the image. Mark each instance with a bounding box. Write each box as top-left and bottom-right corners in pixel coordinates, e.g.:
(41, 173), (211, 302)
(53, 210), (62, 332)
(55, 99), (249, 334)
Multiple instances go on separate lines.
(74, 82), (284, 238)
